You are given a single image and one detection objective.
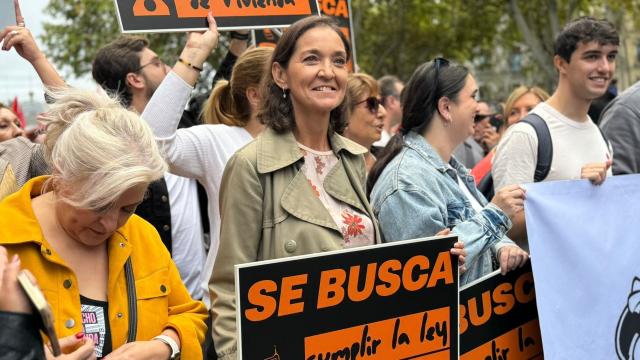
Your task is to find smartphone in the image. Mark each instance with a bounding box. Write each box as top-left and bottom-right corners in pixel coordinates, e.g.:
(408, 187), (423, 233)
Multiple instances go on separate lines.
(0, 0), (17, 29)
(17, 270), (62, 356)
(489, 114), (504, 130)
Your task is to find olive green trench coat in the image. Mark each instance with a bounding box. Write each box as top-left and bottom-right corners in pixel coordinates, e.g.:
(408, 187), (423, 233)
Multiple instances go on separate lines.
(209, 127), (381, 360)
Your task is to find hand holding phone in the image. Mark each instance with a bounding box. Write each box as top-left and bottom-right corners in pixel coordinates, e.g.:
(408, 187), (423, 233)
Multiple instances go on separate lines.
(18, 270), (62, 356)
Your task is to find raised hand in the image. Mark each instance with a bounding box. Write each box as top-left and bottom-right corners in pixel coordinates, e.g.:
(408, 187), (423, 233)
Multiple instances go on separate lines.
(491, 184), (526, 219)
(581, 158), (612, 185)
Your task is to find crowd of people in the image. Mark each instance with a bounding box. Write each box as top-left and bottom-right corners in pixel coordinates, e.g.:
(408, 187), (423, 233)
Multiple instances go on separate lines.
(0, 0), (631, 358)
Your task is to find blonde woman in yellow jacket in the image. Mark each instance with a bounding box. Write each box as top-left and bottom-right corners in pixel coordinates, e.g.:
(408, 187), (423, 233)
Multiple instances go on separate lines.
(0, 89), (207, 359)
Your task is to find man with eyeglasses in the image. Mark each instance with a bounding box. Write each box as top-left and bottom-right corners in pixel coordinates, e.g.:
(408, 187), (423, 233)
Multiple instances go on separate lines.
(453, 101), (496, 169)
(91, 33), (249, 301)
(92, 36), (205, 302)
(373, 75), (404, 150)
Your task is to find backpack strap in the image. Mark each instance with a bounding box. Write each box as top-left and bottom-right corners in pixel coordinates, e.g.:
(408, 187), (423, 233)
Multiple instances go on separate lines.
(520, 113), (553, 182)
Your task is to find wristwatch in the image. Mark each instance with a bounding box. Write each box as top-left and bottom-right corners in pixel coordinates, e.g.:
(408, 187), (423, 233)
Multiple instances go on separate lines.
(153, 335), (181, 360)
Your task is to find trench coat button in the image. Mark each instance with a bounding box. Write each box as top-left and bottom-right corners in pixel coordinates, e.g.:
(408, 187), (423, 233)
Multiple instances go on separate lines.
(161, 195), (168, 203)
(119, 242), (125, 248)
(160, 285), (167, 293)
(117, 312), (123, 318)
(63, 279), (72, 289)
(321, 245), (329, 252)
(284, 240), (297, 253)
(163, 224), (170, 231)
(65, 319), (75, 328)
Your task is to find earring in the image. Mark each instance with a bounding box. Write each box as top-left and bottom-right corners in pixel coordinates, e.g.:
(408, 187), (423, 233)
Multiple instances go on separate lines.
(282, 87), (288, 99)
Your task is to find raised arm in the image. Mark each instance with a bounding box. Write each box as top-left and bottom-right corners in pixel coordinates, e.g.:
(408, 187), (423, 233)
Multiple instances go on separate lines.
(141, 12), (219, 181)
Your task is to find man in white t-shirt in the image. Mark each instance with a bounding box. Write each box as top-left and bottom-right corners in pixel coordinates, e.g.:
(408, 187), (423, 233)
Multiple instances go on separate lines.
(493, 17), (619, 248)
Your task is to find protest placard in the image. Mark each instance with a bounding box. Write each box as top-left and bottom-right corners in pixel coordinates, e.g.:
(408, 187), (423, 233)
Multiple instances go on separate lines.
(114, 0), (321, 33)
(460, 262), (543, 360)
(235, 235), (459, 359)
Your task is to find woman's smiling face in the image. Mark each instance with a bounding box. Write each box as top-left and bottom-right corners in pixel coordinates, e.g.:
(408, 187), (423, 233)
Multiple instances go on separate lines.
(274, 26), (349, 118)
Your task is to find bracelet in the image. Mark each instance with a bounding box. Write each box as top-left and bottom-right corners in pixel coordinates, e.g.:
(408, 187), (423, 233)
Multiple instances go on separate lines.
(229, 31), (250, 41)
(178, 58), (203, 72)
(152, 335), (180, 359)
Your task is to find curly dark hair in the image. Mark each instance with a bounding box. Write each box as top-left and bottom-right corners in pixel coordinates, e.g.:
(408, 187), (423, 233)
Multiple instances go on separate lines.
(257, 16), (352, 134)
(554, 17), (619, 63)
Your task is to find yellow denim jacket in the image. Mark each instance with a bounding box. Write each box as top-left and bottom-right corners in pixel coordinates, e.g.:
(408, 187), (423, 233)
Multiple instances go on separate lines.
(0, 176), (208, 359)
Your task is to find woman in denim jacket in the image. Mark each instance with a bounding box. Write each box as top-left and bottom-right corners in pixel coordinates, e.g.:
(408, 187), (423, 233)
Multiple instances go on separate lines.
(368, 59), (528, 285)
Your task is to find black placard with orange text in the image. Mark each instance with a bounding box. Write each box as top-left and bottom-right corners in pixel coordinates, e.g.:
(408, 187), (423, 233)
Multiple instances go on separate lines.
(235, 236), (459, 359)
(254, 0), (357, 68)
(459, 261), (544, 360)
(114, 0), (321, 33)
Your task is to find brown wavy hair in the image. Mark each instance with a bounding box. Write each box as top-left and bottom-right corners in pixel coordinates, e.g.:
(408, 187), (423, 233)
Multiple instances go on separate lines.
(257, 16), (352, 134)
(202, 47), (273, 127)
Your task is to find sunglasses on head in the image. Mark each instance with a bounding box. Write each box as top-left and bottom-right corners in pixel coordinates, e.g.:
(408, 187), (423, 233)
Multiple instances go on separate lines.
(356, 97), (382, 114)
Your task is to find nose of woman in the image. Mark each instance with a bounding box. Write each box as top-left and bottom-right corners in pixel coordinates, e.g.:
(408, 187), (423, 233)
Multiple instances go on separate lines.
(12, 124), (24, 138)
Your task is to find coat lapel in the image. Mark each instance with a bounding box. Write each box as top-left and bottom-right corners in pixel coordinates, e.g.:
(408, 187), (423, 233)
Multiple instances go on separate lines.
(324, 159), (367, 214)
(280, 168), (340, 232)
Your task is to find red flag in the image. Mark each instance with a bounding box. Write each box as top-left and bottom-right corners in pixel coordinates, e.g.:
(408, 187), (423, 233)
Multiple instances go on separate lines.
(11, 96), (26, 129)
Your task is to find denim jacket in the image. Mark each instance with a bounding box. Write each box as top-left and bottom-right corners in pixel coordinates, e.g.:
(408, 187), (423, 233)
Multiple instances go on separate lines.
(370, 131), (516, 285)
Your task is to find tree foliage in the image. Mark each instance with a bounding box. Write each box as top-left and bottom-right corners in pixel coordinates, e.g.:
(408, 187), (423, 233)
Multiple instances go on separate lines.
(351, 0), (504, 79)
(352, 0), (640, 98)
(40, 0), (226, 79)
(41, 0), (640, 99)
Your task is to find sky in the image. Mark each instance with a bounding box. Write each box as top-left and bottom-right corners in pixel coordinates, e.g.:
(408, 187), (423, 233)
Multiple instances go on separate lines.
(0, 0), (95, 104)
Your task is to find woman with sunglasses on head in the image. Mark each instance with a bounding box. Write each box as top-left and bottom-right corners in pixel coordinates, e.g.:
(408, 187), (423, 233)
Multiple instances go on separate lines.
(368, 59), (529, 284)
(343, 73), (386, 172)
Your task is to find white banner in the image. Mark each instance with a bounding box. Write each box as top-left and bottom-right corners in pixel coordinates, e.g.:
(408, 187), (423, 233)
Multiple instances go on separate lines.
(525, 174), (640, 359)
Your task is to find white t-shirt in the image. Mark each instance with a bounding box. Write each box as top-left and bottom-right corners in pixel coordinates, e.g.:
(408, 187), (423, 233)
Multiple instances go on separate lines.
(493, 102), (612, 190)
(456, 173), (484, 213)
(164, 173), (205, 300)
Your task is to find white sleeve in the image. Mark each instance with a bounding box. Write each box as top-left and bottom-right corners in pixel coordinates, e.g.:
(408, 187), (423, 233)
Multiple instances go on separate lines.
(141, 71), (210, 182)
(492, 124), (538, 190)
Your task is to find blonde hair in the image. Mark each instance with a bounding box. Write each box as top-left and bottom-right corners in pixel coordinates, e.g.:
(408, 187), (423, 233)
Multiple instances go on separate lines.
(40, 87), (167, 210)
(202, 47), (273, 127)
(347, 73), (379, 113)
(503, 86), (550, 120)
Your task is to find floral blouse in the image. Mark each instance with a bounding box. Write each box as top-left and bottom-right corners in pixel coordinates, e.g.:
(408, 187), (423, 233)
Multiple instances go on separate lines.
(298, 143), (375, 248)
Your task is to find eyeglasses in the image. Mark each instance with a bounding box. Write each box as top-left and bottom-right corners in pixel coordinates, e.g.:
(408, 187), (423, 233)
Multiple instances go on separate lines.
(133, 57), (165, 73)
(356, 97), (382, 114)
(474, 114), (492, 123)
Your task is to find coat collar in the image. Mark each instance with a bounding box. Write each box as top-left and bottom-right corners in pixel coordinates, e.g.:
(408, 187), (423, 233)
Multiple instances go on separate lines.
(1, 175), (50, 246)
(257, 127), (367, 174)
(1, 176), (133, 269)
(403, 131), (471, 177)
